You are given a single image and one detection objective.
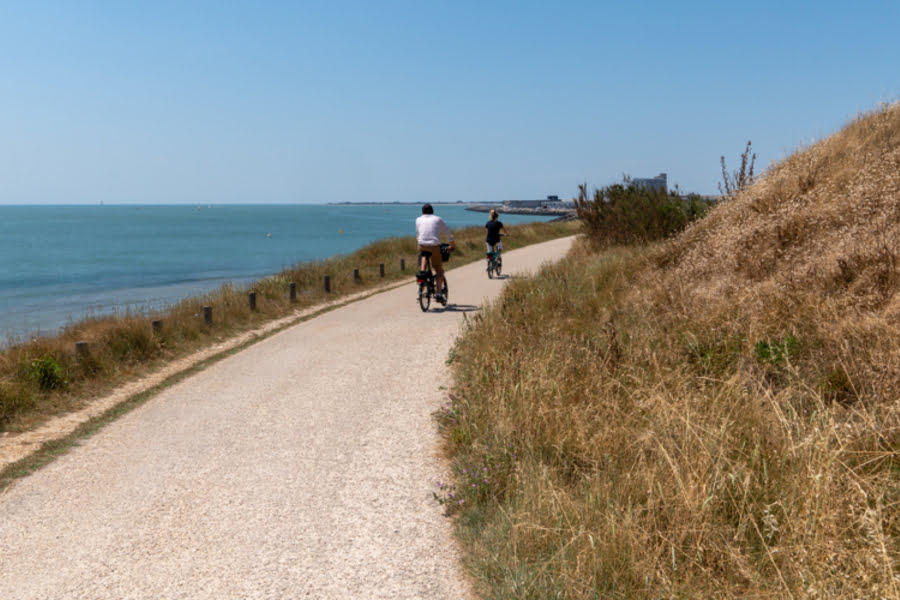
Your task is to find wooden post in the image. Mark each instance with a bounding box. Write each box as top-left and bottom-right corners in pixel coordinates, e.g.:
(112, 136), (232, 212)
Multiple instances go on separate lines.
(400, 259), (405, 271)
(248, 291), (257, 311)
(289, 282), (297, 302)
(353, 268), (360, 283)
(324, 275), (331, 293)
(75, 341), (89, 356)
(202, 306), (213, 325)
(151, 320), (162, 334)
(379, 263), (385, 277)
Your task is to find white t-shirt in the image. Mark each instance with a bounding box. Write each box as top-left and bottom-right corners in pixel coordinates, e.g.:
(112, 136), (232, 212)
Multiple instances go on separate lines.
(415, 214), (453, 246)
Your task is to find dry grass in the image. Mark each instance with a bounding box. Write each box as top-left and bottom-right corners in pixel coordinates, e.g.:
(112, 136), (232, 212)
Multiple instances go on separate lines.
(0, 220), (579, 432)
(442, 103), (900, 598)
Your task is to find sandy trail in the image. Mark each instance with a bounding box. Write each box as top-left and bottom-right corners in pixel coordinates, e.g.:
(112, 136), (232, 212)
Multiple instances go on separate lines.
(0, 236), (574, 599)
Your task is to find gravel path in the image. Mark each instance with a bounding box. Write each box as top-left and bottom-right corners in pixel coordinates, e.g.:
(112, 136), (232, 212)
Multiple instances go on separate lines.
(0, 236), (575, 599)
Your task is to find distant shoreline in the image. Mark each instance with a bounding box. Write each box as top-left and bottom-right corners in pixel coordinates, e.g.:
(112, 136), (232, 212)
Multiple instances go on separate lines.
(324, 200), (579, 220)
(326, 201), (472, 206)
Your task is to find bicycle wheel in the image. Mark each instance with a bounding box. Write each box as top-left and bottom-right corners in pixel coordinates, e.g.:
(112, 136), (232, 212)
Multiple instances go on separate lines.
(440, 278), (448, 305)
(495, 256), (502, 277)
(418, 282), (431, 311)
(487, 258), (494, 279)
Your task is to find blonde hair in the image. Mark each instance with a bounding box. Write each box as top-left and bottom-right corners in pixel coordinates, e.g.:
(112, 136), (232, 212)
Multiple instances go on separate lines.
(489, 209), (499, 220)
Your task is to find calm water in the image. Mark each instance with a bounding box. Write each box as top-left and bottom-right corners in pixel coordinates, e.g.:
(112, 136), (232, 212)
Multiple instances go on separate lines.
(0, 204), (552, 341)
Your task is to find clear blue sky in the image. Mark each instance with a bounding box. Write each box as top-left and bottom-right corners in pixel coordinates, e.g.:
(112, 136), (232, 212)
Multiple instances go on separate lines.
(1, 1), (898, 204)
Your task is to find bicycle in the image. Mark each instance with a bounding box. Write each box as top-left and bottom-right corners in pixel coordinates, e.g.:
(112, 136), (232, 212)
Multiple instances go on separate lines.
(416, 243), (451, 311)
(486, 239), (504, 279)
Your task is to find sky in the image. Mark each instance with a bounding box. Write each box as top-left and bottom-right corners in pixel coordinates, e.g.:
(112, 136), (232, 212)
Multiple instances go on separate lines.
(1, 1), (898, 204)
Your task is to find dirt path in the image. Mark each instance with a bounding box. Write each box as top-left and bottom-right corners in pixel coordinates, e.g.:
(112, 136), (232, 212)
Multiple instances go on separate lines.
(0, 236), (575, 599)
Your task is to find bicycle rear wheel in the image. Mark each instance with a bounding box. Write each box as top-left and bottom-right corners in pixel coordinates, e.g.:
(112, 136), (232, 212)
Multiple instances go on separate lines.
(418, 282), (431, 311)
(487, 258), (494, 279)
(440, 278), (449, 305)
(495, 256), (502, 277)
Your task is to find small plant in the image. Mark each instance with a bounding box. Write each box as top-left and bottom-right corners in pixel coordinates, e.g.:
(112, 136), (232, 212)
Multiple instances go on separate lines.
(28, 356), (68, 391)
(434, 442), (518, 515)
(434, 397), (459, 429)
(433, 479), (463, 513)
(753, 335), (799, 366)
(719, 140), (757, 197)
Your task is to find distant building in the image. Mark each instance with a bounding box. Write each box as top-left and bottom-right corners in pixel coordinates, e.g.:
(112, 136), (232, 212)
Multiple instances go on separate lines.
(633, 173), (667, 193)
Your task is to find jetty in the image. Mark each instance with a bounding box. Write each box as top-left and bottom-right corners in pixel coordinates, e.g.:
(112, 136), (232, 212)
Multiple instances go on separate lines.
(466, 195), (577, 220)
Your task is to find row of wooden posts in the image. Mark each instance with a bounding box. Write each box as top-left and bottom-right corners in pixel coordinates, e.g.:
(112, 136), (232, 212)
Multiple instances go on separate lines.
(71, 259), (408, 355)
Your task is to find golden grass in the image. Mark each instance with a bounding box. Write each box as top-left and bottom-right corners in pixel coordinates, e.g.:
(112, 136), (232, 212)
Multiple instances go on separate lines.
(443, 103), (900, 598)
(0, 220), (579, 432)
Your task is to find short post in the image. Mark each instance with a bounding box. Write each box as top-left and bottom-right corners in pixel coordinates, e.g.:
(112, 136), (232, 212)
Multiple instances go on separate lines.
(400, 259), (405, 271)
(379, 263), (385, 277)
(202, 306), (213, 325)
(248, 291), (257, 311)
(75, 341), (89, 357)
(324, 275), (331, 293)
(353, 268), (360, 283)
(151, 319), (162, 334)
(289, 282), (297, 302)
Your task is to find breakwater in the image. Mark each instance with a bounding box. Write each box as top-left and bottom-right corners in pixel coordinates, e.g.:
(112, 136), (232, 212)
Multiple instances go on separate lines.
(466, 205), (578, 220)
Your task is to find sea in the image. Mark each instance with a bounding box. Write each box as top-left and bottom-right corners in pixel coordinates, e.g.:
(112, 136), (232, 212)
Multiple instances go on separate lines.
(0, 204), (553, 343)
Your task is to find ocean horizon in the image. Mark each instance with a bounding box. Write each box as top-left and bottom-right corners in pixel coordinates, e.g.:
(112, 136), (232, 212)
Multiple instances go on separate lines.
(0, 203), (554, 343)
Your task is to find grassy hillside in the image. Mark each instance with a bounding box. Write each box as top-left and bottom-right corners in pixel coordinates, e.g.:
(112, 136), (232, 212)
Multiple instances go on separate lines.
(441, 103), (900, 598)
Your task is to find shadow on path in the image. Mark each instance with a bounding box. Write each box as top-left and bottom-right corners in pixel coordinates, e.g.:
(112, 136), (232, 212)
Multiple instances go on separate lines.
(435, 304), (480, 313)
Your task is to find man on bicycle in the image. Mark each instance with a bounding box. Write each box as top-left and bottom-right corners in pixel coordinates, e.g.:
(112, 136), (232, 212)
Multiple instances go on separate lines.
(416, 203), (455, 302)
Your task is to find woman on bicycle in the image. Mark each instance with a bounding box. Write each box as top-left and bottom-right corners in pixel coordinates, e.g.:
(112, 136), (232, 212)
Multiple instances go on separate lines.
(416, 203), (454, 302)
(485, 209), (508, 258)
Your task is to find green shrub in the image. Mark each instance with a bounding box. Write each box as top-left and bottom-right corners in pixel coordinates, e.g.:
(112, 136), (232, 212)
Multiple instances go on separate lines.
(28, 356), (68, 391)
(575, 178), (709, 248)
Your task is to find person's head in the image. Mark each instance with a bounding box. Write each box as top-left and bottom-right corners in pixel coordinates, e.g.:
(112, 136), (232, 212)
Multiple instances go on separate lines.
(489, 209), (498, 221)
(422, 203), (434, 215)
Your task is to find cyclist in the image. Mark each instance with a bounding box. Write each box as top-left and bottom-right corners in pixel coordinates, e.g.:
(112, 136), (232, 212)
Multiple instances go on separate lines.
(485, 209), (508, 260)
(415, 203), (455, 302)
